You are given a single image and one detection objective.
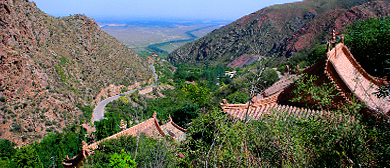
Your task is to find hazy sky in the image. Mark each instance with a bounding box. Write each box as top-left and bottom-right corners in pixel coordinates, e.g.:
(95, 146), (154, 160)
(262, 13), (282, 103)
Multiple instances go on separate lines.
(32, 0), (301, 21)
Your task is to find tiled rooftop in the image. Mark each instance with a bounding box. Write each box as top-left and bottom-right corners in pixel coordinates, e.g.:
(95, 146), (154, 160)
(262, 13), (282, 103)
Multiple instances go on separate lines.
(63, 113), (187, 167)
(161, 120), (187, 142)
(327, 43), (390, 114)
(222, 42), (389, 121)
(223, 103), (331, 121)
(262, 75), (297, 97)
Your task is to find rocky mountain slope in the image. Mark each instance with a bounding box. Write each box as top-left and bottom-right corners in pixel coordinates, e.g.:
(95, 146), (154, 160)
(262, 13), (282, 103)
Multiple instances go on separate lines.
(0, 0), (152, 146)
(168, 0), (390, 66)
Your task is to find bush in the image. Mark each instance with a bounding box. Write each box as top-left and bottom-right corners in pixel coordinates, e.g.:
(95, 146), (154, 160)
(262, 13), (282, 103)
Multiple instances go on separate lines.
(345, 17), (390, 77)
(179, 106), (382, 167)
(109, 150), (137, 168)
(11, 145), (43, 168)
(307, 44), (327, 64)
(226, 91), (249, 104)
(0, 96), (6, 102)
(0, 139), (17, 159)
(86, 134), (175, 167)
(246, 110), (373, 167)
(171, 103), (199, 128)
(260, 68), (279, 88)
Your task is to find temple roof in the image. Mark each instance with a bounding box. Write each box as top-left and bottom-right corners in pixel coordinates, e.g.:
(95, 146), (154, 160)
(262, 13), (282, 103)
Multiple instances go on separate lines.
(222, 42), (390, 121)
(262, 75), (297, 97)
(161, 118), (187, 142)
(63, 113), (187, 167)
(326, 43), (390, 113)
(223, 103), (332, 121)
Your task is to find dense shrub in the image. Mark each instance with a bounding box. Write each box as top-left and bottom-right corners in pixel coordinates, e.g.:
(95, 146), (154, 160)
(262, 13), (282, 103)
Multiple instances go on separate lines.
(0, 139), (17, 159)
(226, 91), (249, 104)
(0, 96), (6, 102)
(85, 134), (175, 168)
(345, 17), (390, 77)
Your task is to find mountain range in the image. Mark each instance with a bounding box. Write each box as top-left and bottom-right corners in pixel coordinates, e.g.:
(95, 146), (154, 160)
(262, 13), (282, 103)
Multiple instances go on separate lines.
(2, 0), (390, 146)
(168, 0), (390, 66)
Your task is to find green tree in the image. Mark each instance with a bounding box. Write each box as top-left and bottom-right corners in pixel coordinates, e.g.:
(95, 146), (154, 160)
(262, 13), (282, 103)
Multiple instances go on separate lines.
(260, 68), (279, 88)
(95, 119), (121, 140)
(171, 102), (199, 128)
(33, 126), (86, 168)
(34, 133), (65, 167)
(77, 104), (94, 123)
(291, 75), (339, 109)
(0, 139), (17, 167)
(181, 83), (211, 107)
(12, 145), (43, 168)
(86, 135), (175, 168)
(345, 17), (390, 77)
(0, 157), (12, 168)
(109, 149), (137, 168)
(178, 109), (249, 167)
(0, 139), (17, 159)
(226, 91), (248, 104)
(307, 44), (327, 64)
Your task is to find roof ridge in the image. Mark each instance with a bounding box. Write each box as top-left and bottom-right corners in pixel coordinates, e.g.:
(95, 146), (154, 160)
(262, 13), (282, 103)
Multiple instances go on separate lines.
(86, 117), (156, 150)
(153, 114), (166, 137)
(324, 46), (351, 104)
(262, 75), (297, 96)
(338, 43), (386, 86)
(325, 43), (390, 113)
(166, 120), (187, 133)
(224, 103), (329, 120)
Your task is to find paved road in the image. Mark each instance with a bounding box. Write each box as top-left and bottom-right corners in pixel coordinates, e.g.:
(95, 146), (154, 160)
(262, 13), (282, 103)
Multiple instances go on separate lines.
(92, 85), (158, 122)
(92, 65), (159, 123)
(150, 64), (158, 83)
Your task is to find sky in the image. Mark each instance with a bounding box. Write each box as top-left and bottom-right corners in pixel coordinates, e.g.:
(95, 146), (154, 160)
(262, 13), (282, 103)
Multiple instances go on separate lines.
(32, 0), (301, 21)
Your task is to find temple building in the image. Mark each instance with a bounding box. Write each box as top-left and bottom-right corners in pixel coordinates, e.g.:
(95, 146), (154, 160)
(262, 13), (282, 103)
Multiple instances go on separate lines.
(62, 113), (186, 167)
(221, 34), (389, 121)
(62, 33), (389, 168)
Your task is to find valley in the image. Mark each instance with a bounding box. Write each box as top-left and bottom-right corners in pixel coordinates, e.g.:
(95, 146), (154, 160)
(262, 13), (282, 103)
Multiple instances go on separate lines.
(1, 0), (390, 167)
(100, 19), (229, 55)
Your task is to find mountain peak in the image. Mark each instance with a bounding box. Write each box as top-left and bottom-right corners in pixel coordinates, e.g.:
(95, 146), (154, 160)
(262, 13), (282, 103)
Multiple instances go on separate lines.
(0, 0), (152, 146)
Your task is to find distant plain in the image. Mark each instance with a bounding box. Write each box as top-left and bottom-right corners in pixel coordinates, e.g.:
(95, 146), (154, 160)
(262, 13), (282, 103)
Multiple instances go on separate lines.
(99, 19), (230, 53)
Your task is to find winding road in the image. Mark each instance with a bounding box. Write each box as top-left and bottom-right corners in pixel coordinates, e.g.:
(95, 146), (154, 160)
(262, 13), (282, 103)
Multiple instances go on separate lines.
(92, 26), (212, 122)
(92, 64), (159, 123)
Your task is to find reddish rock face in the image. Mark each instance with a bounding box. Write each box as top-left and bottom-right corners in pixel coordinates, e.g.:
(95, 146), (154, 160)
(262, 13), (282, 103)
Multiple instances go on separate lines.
(168, 1), (390, 65)
(283, 1), (390, 58)
(0, 0), (152, 146)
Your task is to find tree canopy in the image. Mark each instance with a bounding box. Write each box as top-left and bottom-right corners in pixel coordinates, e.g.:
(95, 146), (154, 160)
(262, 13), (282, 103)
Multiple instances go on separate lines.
(345, 17), (390, 77)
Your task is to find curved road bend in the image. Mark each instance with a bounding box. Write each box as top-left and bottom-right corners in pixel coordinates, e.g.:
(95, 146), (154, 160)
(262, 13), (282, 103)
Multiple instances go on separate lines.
(92, 65), (159, 123)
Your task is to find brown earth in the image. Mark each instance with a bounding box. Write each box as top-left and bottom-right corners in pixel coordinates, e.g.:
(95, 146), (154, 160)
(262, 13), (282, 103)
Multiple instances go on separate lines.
(227, 54), (262, 69)
(0, 0), (152, 146)
(168, 0), (390, 66)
